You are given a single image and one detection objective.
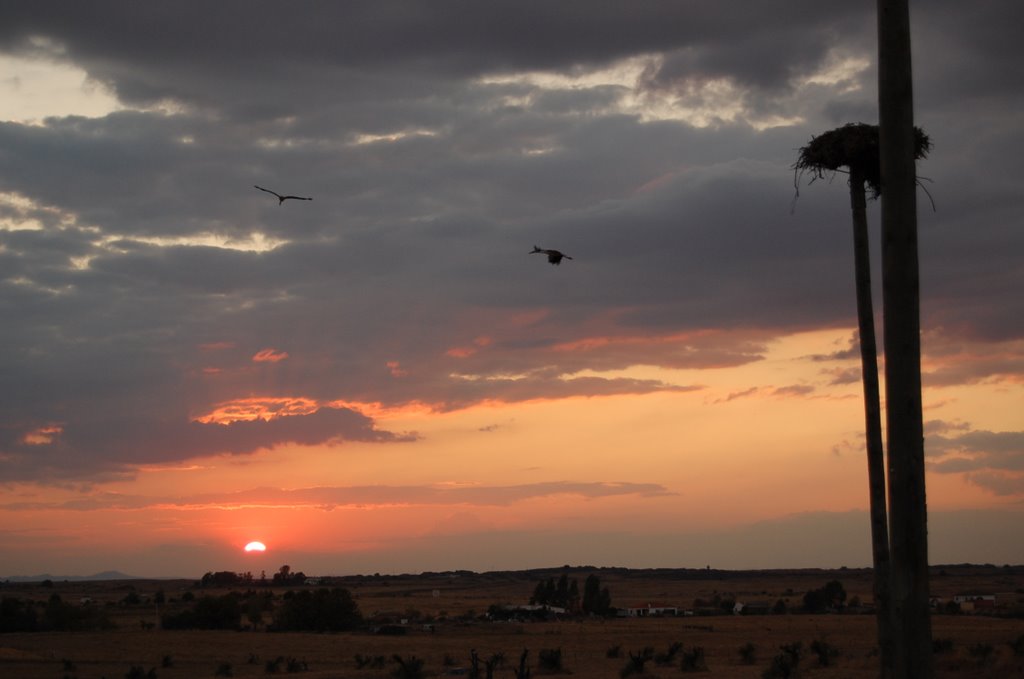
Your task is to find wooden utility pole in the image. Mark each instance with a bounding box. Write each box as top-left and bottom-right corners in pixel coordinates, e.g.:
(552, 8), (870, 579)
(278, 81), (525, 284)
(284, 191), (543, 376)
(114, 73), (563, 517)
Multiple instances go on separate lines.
(849, 165), (893, 679)
(876, 1), (933, 677)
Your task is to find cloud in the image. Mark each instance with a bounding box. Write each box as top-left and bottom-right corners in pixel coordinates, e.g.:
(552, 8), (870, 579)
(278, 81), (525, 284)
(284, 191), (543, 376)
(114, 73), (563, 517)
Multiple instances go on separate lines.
(0, 1), (1022, 486)
(771, 384), (816, 398)
(808, 331), (861, 362)
(0, 480), (674, 512)
(714, 384), (815, 403)
(252, 348), (288, 363)
(0, 407), (413, 482)
(926, 420), (1024, 496)
(822, 367), (862, 385)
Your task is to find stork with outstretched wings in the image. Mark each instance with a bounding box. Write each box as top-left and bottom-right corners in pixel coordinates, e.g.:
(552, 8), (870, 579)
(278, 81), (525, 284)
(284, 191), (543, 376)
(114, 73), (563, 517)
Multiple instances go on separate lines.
(254, 185), (313, 204)
(531, 245), (573, 265)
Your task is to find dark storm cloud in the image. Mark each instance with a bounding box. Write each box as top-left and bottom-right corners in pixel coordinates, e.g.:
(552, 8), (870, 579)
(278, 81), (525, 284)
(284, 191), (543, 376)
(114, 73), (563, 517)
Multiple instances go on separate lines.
(1, 1), (1022, 481)
(0, 1), (866, 90)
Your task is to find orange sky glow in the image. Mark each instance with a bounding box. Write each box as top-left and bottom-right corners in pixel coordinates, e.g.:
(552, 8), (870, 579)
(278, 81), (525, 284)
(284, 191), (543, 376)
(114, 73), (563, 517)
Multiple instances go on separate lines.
(3, 328), (1020, 576)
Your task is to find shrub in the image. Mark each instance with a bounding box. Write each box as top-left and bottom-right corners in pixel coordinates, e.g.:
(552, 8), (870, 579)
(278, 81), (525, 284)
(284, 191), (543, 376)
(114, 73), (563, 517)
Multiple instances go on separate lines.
(762, 642), (802, 679)
(390, 655), (425, 679)
(655, 641), (683, 665)
(483, 652), (504, 678)
(762, 654), (796, 679)
(215, 662), (233, 677)
(513, 649), (531, 679)
(680, 646), (707, 672)
(932, 638), (955, 654)
(286, 657), (307, 673)
(619, 648), (652, 677)
(968, 643), (994, 663)
(1010, 634), (1024, 657)
(538, 647), (563, 672)
(606, 644), (622, 659)
(739, 642), (757, 665)
(810, 639), (839, 667)
(779, 642), (802, 665)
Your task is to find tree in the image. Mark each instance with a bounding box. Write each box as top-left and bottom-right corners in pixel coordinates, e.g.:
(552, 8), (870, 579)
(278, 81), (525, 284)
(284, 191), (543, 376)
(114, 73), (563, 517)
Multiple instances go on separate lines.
(271, 588), (362, 632)
(878, 0), (934, 676)
(803, 580), (847, 613)
(794, 122), (930, 678)
(161, 593), (242, 630)
(582, 574), (612, 615)
(531, 574), (578, 608)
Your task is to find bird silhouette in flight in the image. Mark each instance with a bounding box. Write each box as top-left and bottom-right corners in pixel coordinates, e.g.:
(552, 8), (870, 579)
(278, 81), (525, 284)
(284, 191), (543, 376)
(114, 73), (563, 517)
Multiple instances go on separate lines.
(531, 245), (573, 265)
(254, 185), (313, 204)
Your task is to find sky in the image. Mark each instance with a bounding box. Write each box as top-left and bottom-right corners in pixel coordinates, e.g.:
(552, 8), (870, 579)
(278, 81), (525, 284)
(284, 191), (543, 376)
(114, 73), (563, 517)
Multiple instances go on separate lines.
(0, 1), (1021, 579)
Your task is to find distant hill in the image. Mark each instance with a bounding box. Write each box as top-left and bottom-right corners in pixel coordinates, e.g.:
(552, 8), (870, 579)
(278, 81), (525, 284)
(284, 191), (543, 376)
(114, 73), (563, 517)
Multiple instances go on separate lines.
(3, 570), (140, 582)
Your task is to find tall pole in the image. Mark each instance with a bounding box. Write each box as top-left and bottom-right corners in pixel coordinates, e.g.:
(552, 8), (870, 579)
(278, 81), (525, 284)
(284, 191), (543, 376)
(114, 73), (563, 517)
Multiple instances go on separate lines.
(876, 1), (933, 677)
(849, 167), (893, 679)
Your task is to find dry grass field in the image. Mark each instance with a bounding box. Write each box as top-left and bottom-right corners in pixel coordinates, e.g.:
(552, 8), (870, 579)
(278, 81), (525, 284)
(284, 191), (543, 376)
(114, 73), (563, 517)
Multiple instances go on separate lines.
(2, 565), (1022, 678)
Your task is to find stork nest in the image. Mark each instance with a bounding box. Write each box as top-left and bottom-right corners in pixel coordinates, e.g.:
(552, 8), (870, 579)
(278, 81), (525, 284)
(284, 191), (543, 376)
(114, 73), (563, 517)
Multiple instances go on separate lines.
(793, 122), (931, 198)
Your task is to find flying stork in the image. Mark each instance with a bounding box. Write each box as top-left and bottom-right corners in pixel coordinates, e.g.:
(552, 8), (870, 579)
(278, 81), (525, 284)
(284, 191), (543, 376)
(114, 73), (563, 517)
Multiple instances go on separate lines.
(254, 185), (313, 204)
(531, 245), (573, 265)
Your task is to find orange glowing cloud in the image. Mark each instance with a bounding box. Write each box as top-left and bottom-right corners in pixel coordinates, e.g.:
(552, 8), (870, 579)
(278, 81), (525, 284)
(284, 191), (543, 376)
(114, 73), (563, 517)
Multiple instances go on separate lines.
(252, 348), (289, 363)
(325, 399), (434, 419)
(195, 397), (319, 425)
(22, 425), (63, 445)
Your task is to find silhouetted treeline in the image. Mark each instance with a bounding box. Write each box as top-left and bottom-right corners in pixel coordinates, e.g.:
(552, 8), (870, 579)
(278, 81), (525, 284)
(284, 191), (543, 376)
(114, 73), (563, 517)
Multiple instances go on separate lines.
(159, 587), (362, 632)
(161, 592), (243, 630)
(0, 594), (113, 632)
(530, 572), (613, 615)
(200, 571), (254, 587)
(198, 565), (308, 588)
(270, 588), (362, 632)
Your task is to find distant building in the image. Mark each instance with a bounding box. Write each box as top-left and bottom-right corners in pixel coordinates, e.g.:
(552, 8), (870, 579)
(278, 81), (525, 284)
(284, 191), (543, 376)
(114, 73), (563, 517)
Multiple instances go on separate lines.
(624, 603), (678, 617)
(953, 593), (997, 613)
(733, 601), (773, 615)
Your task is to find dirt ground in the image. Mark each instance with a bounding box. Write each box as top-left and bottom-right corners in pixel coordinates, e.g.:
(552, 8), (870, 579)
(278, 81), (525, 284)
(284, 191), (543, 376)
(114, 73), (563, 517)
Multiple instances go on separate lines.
(2, 566), (1022, 678)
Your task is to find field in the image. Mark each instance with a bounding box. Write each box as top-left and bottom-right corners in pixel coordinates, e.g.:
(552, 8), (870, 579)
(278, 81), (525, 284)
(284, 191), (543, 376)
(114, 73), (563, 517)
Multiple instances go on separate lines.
(2, 565), (1023, 678)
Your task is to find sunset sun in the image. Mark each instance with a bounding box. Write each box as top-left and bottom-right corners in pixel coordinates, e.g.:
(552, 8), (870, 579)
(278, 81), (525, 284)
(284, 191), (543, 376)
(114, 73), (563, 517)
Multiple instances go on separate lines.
(244, 541), (267, 553)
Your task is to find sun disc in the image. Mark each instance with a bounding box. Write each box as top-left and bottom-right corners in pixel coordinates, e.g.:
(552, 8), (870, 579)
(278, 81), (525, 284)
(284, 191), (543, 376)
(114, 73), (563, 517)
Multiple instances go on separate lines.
(244, 541), (267, 552)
